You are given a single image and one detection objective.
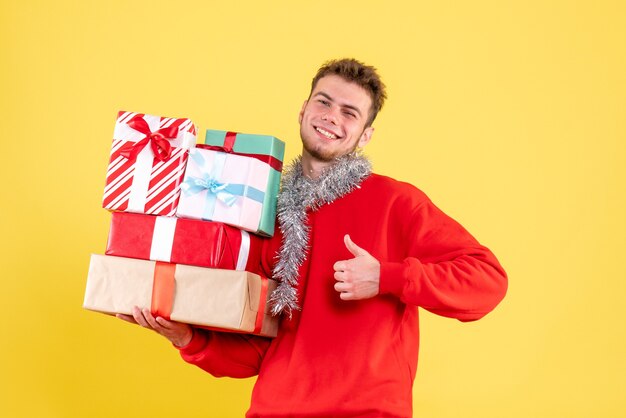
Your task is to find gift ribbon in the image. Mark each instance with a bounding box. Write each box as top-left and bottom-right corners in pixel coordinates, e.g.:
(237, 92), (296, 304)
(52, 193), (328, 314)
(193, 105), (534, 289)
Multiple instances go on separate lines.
(198, 131), (283, 172)
(223, 131), (237, 152)
(150, 217), (178, 262)
(148, 216), (251, 270)
(254, 277), (269, 334)
(149, 260), (269, 335)
(182, 173), (239, 206)
(182, 150), (265, 220)
(120, 114), (179, 162)
(151, 261), (176, 320)
(236, 231), (250, 271)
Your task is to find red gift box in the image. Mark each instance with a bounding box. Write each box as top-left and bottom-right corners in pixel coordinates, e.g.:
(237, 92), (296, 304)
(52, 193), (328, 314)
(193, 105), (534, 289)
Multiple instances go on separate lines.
(105, 212), (263, 272)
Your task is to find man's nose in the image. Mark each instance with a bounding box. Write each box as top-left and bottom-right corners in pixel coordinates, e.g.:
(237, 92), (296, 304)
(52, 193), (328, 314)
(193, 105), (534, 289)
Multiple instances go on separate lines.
(321, 107), (339, 124)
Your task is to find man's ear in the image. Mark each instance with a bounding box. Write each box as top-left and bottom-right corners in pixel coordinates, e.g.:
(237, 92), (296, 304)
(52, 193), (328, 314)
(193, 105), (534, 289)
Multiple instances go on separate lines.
(298, 100), (307, 124)
(358, 126), (375, 148)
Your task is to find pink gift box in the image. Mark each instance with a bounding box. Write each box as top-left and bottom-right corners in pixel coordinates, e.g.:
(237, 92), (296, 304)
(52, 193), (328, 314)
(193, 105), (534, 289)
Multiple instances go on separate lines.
(176, 147), (270, 233)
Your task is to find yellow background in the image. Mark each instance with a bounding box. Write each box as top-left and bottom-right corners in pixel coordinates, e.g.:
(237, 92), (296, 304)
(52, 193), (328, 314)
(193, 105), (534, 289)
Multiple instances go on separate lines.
(1, 0), (624, 417)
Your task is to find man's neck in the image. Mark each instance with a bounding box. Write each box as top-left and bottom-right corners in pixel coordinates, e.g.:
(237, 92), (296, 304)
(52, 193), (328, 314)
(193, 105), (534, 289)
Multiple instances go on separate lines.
(300, 151), (333, 180)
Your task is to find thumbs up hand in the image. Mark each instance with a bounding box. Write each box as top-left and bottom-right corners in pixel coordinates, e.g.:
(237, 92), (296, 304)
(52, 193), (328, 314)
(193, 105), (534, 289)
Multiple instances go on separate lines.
(333, 235), (380, 301)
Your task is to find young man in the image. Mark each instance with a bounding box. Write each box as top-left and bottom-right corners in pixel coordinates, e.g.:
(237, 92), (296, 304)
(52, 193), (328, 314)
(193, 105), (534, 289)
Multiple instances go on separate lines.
(120, 59), (508, 417)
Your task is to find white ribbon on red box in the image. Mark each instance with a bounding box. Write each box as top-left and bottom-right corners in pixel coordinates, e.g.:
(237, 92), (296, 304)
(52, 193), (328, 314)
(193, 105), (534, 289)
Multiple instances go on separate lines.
(148, 217), (250, 270)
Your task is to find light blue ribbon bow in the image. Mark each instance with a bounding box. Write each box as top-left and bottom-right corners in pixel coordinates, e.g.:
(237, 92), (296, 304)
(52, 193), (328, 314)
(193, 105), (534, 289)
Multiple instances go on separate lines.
(182, 174), (238, 207)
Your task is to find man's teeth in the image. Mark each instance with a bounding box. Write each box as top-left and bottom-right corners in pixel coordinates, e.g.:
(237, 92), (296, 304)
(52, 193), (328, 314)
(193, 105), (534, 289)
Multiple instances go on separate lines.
(316, 127), (337, 139)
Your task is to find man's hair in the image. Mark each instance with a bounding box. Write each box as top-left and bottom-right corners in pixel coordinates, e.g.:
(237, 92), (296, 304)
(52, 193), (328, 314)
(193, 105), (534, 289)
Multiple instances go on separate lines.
(310, 58), (387, 126)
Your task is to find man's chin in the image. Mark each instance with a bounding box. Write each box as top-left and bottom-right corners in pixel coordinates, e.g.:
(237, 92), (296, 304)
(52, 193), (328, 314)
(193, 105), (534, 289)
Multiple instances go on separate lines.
(303, 146), (339, 163)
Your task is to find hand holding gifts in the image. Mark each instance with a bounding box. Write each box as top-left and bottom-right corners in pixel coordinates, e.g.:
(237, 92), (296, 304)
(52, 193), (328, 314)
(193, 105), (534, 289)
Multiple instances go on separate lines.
(117, 307), (194, 348)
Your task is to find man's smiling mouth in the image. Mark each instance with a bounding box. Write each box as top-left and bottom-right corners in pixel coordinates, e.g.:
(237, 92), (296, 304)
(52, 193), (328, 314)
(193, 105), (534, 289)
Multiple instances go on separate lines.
(315, 126), (339, 139)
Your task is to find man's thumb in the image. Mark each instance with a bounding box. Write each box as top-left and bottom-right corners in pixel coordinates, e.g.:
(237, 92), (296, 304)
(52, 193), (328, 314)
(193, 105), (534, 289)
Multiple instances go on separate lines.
(344, 234), (368, 257)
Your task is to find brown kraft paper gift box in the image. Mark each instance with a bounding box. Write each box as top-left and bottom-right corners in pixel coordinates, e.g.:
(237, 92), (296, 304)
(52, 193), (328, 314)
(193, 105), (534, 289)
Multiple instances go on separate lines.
(83, 254), (278, 337)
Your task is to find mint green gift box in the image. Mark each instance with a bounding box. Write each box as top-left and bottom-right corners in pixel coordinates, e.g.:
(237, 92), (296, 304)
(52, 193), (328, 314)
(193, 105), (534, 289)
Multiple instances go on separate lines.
(202, 130), (285, 237)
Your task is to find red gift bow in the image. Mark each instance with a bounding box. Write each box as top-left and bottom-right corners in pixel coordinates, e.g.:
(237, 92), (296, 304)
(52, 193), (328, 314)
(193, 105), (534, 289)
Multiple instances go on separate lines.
(120, 114), (179, 161)
(151, 261), (270, 335)
(197, 131), (283, 172)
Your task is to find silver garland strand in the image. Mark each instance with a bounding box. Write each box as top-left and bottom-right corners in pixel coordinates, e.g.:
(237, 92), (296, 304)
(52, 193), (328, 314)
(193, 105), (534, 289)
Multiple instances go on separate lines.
(269, 153), (372, 317)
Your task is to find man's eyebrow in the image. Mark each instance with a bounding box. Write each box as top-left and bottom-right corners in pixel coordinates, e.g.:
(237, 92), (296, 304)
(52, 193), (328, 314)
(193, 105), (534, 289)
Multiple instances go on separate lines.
(313, 91), (363, 116)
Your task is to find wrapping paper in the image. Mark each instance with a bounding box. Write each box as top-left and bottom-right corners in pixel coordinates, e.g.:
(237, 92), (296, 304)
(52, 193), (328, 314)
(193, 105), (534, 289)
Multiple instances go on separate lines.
(102, 111), (197, 216)
(176, 147), (274, 235)
(105, 212), (264, 272)
(202, 130), (285, 236)
(83, 254), (278, 337)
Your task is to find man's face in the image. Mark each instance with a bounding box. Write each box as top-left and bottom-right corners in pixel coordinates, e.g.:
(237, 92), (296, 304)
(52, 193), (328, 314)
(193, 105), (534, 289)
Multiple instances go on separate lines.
(299, 75), (374, 162)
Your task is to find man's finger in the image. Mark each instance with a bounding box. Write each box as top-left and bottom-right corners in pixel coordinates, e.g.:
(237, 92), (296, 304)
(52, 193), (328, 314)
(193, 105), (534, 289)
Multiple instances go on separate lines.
(339, 291), (355, 301)
(333, 260), (348, 272)
(334, 270), (348, 281)
(117, 313), (137, 324)
(155, 316), (172, 328)
(132, 306), (150, 328)
(334, 282), (351, 293)
(155, 316), (176, 329)
(142, 308), (164, 331)
(344, 234), (368, 257)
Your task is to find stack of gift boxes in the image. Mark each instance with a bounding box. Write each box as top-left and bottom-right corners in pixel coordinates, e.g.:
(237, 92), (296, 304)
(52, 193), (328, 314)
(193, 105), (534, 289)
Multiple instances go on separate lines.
(83, 111), (285, 337)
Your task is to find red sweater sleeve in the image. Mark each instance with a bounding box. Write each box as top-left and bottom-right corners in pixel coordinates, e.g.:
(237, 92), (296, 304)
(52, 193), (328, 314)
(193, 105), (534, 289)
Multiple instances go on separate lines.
(177, 328), (272, 378)
(378, 199), (508, 321)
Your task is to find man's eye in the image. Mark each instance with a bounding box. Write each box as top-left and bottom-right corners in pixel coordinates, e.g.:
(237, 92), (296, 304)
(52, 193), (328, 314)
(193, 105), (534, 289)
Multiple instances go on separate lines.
(318, 100), (330, 106)
(343, 111), (356, 118)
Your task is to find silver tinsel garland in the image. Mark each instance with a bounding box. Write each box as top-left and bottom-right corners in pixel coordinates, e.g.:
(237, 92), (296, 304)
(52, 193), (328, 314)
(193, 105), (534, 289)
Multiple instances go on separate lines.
(268, 153), (372, 317)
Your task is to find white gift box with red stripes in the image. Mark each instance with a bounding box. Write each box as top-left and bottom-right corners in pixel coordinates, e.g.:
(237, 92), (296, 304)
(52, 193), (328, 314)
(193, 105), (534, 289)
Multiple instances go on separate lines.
(102, 111), (197, 216)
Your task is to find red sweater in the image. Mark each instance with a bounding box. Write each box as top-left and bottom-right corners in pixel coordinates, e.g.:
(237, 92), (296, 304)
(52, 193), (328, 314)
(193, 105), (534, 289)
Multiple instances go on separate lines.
(178, 174), (507, 417)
